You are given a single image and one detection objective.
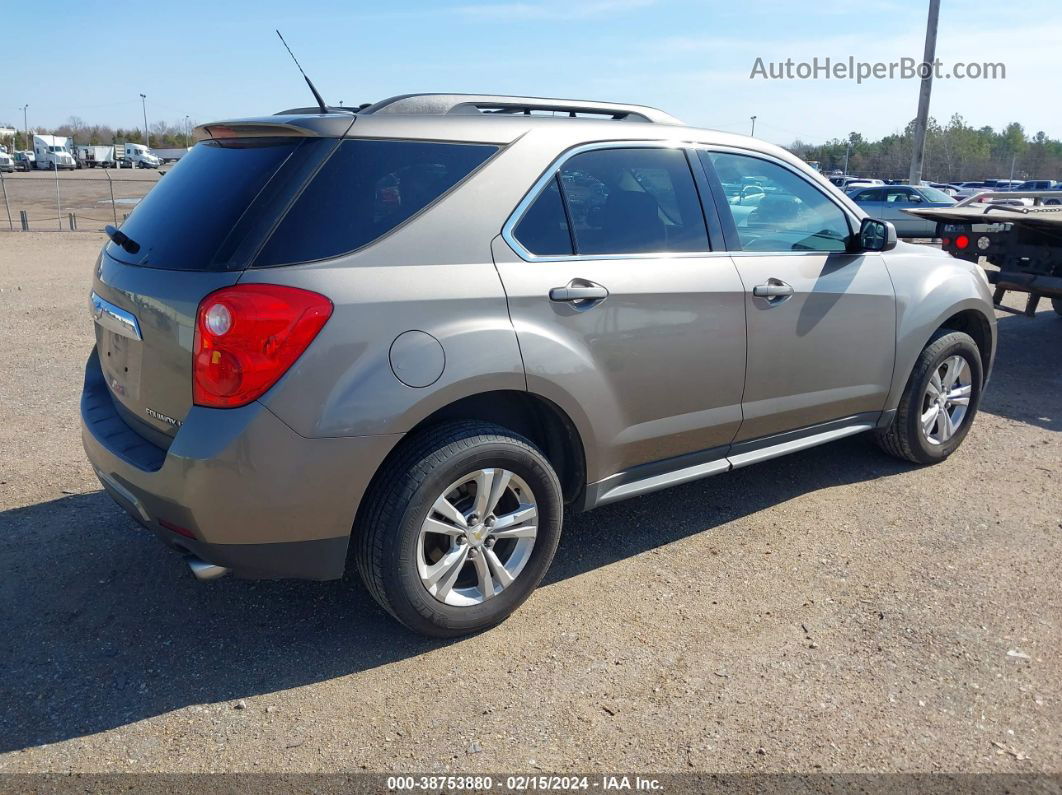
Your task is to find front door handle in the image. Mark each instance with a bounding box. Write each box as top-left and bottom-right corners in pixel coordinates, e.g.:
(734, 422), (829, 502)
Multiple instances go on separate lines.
(752, 279), (795, 302)
(549, 280), (609, 304)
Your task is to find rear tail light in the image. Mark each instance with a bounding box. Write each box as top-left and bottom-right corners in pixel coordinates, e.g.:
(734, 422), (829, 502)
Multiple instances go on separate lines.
(954, 234), (970, 250)
(193, 284), (333, 408)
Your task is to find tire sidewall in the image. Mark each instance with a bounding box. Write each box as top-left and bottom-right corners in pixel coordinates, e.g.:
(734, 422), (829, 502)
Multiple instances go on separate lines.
(906, 333), (983, 462)
(383, 438), (563, 636)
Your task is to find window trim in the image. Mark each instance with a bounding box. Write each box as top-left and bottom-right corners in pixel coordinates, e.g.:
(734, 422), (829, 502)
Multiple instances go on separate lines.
(694, 145), (861, 256)
(502, 140), (716, 263)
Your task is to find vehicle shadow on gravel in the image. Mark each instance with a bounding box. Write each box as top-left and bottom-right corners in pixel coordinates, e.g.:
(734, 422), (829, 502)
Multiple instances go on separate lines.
(0, 434), (917, 753)
(978, 309), (1062, 432)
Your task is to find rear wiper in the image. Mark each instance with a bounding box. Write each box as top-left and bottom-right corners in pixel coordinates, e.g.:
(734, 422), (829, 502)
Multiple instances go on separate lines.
(104, 224), (141, 255)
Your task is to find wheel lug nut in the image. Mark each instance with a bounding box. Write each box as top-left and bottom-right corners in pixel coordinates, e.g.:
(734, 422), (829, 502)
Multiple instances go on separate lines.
(457, 536), (467, 545)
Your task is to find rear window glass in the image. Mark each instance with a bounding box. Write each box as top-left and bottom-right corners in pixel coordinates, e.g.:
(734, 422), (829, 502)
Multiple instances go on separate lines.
(106, 139), (300, 270)
(254, 140), (498, 267)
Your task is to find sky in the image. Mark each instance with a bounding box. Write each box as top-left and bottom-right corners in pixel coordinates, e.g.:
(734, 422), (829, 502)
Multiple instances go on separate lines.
(3, 0), (1060, 146)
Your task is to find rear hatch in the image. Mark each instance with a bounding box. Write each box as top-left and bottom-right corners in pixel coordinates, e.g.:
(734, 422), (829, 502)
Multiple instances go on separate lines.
(91, 134), (338, 443)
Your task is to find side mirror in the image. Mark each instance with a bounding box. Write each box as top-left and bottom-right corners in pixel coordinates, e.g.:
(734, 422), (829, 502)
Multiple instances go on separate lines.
(852, 217), (897, 252)
(909, 194), (923, 203)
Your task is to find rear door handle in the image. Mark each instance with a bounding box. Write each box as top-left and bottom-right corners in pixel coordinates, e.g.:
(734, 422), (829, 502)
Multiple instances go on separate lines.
(752, 279), (795, 301)
(549, 280), (609, 304)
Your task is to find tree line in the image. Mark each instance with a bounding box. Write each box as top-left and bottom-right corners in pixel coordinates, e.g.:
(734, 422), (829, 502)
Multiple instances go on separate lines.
(4, 112), (1060, 182)
(790, 114), (1062, 182)
(1, 116), (197, 151)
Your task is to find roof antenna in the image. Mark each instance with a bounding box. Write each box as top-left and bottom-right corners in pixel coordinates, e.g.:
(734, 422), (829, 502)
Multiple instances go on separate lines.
(275, 29), (328, 113)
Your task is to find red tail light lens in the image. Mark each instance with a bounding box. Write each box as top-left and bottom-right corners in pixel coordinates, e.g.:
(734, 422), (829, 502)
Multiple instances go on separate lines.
(954, 234), (970, 250)
(193, 284), (333, 408)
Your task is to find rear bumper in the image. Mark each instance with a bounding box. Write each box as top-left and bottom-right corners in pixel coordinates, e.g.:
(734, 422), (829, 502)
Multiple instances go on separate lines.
(81, 349), (401, 579)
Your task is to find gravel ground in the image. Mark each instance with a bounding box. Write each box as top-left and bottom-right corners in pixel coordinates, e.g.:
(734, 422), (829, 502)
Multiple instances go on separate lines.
(0, 232), (1059, 775)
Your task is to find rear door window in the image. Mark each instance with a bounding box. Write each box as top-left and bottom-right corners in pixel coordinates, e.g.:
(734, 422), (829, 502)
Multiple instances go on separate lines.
(557, 148), (709, 255)
(254, 140), (498, 266)
(852, 188), (884, 201)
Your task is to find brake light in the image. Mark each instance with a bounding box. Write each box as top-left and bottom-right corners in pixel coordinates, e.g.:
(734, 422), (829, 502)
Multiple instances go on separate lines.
(941, 237), (951, 247)
(193, 284), (333, 408)
(954, 234), (970, 250)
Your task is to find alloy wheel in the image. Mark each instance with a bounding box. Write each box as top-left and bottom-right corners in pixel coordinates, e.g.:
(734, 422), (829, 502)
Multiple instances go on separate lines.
(416, 468), (538, 607)
(920, 355), (972, 445)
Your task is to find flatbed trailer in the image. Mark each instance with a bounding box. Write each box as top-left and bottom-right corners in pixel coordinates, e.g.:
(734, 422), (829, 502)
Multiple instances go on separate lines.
(906, 192), (1062, 318)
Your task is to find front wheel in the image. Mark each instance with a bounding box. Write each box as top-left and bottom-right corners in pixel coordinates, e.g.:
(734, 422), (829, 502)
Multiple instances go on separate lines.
(876, 330), (983, 464)
(1052, 297), (1062, 317)
(354, 421), (563, 637)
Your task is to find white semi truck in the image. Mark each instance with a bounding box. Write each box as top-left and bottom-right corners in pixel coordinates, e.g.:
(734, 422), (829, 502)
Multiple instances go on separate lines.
(117, 142), (161, 169)
(33, 134), (76, 170)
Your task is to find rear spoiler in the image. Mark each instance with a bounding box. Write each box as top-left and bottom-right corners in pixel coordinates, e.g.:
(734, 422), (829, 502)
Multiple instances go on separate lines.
(194, 114), (356, 142)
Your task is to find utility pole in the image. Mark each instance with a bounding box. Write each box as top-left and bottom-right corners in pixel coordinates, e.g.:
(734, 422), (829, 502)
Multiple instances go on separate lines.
(20, 104), (29, 150)
(185, 115), (191, 147)
(750, 115), (757, 137)
(140, 93), (149, 148)
(843, 139), (852, 175)
(908, 0), (940, 185)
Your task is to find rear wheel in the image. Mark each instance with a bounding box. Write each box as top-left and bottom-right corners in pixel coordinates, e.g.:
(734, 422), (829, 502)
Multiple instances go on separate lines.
(354, 421), (563, 637)
(876, 330), (983, 464)
(1052, 297), (1062, 317)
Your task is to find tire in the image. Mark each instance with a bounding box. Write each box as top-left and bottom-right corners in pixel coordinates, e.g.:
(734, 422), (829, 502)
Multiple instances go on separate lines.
(354, 421), (564, 637)
(1052, 298), (1062, 317)
(875, 330), (983, 465)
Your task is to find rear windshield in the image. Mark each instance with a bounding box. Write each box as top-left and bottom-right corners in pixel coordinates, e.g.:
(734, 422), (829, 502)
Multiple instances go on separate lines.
(253, 139), (498, 267)
(106, 138), (302, 270)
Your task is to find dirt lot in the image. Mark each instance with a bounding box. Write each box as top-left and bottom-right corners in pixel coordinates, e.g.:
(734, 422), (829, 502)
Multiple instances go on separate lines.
(0, 232), (1059, 775)
(0, 169), (164, 232)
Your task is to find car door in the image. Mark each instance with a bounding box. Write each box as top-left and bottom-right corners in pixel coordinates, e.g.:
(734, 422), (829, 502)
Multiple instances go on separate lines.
(698, 149), (895, 443)
(494, 144), (748, 487)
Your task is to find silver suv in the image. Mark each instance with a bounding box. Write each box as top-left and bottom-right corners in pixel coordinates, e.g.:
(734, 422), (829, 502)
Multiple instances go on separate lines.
(82, 94), (996, 636)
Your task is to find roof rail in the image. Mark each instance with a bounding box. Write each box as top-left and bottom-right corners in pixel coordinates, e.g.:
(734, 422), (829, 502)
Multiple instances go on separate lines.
(358, 93), (682, 124)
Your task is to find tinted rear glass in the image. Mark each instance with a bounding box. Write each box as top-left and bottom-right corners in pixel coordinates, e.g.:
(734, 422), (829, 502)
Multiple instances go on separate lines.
(254, 139), (498, 267)
(106, 139), (300, 270)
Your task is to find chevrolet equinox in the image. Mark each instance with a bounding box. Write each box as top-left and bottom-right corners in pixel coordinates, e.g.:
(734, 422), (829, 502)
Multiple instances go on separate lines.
(82, 94), (996, 636)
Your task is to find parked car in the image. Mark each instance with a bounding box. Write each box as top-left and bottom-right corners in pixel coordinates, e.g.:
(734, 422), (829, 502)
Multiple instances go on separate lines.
(1014, 179), (1057, 192)
(828, 175), (883, 189)
(847, 183), (956, 237)
(81, 93), (996, 637)
(0, 151), (13, 173)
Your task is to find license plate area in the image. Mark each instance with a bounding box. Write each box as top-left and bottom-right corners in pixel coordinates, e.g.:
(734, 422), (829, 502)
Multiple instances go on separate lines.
(98, 327), (143, 403)
(91, 291), (144, 404)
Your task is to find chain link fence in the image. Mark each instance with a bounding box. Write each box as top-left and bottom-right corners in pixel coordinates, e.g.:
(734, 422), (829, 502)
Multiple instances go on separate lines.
(0, 168), (163, 232)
